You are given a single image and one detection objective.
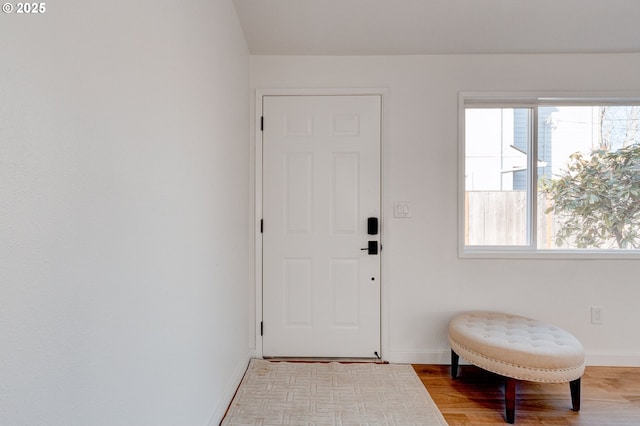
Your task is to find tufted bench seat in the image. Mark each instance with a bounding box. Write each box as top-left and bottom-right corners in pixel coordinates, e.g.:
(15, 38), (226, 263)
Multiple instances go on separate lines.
(448, 311), (585, 423)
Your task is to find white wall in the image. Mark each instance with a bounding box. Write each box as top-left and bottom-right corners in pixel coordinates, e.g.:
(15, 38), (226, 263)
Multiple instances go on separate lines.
(0, 1), (251, 425)
(251, 54), (640, 366)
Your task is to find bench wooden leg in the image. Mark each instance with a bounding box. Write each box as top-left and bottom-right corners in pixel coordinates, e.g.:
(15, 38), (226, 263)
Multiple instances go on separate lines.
(451, 349), (459, 379)
(505, 377), (517, 424)
(570, 378), (581, 411)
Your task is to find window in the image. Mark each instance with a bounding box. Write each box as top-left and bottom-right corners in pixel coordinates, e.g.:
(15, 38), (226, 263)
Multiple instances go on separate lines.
(461, 94), (640, 256)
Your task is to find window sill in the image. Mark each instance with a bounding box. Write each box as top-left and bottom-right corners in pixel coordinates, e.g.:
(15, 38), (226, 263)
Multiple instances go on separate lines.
(460, 247), (640, 260)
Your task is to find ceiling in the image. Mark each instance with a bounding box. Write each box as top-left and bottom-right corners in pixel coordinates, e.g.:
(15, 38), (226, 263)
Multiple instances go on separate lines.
(232, 0), (640, 55)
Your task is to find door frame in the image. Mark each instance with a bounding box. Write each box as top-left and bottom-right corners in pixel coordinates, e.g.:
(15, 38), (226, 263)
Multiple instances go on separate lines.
(254, 88), (389, 360)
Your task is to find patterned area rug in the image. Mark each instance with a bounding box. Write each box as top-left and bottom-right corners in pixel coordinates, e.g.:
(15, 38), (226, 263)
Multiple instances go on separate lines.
(221, 359), (448, 425)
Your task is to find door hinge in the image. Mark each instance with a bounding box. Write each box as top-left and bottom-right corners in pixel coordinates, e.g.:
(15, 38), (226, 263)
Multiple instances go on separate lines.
(260, 321), (264, 336)
(260, 116), (264, 131)
(260, 219), (263, 233)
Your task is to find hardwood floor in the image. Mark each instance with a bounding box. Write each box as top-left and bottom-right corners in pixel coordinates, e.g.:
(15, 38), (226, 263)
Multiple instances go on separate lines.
(413, 364), (640, 425)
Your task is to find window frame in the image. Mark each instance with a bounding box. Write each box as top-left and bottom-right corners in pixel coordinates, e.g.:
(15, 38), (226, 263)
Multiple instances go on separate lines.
(458, 91), (640, 259)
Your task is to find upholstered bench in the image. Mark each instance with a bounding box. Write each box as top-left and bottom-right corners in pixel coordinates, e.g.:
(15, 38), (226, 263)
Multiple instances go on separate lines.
(448, 311), (585, 423)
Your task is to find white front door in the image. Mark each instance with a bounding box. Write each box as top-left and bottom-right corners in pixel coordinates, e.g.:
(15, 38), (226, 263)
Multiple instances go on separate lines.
(262, 95), (381, 358)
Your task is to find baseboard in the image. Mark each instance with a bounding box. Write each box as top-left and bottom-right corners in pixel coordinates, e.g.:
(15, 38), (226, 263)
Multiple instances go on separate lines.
(388, 350), (455, 365)
(207, 349), (256, 426)
(585, 353), (640, 367)
(389, 349), (640, 367)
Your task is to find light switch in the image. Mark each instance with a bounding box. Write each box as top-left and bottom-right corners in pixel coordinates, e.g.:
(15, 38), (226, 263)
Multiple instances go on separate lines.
(394, 202), (412, 218)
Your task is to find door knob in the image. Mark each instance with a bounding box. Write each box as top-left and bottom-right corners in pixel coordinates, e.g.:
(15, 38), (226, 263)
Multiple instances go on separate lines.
(361, 241), (378, 255)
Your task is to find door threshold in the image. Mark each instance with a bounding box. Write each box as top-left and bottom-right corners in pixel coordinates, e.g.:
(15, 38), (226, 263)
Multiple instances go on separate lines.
(262, 356), (388, 364)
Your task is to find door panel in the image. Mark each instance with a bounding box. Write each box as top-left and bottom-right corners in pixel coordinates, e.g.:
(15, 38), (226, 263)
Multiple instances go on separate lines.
(262, 95), (381, 358)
